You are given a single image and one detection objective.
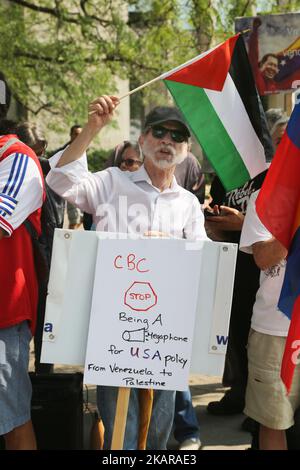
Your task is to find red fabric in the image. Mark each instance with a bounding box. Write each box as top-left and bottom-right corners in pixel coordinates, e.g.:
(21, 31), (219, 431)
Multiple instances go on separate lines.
(256, 133), (300, 250)
(0, 225), (39, 334)
(274, 70), (300, 91)
(256, 105), (300, 393)
(280, 296), (300, 393)
(0, 135), (44, 334)
(164, 34), (239, 92)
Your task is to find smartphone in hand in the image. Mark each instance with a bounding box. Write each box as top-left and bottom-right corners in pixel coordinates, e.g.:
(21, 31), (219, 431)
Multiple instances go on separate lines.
(204, 208), (219, 217)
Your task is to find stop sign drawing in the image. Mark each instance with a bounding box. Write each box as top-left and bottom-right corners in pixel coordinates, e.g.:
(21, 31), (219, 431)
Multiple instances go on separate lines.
(124, 281), (157, 312)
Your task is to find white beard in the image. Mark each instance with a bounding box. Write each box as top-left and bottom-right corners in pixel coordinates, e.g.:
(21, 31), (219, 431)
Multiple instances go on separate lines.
(141, 141), (187, 169)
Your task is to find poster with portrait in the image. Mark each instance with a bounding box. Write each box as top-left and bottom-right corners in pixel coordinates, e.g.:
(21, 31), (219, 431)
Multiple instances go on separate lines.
(235, 13), (300, 96)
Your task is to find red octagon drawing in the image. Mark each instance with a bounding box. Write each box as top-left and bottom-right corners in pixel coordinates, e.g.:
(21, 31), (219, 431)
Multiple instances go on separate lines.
(124, 281), (157, 312)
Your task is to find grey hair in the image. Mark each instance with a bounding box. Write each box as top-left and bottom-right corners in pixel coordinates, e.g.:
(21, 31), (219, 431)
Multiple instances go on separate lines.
(115, 140), (144, 166)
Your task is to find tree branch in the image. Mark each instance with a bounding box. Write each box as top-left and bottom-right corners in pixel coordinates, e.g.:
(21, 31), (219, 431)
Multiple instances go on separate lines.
(79, 0), (114, 26)
(31, 102), (57, 115)
(14, 50), (66, 64)
(240, 0), (254, 17)
(8, 0), (115, 28)
(7, 0), (80, 24)
(16, 91), (59, 115)
(14, 47), (159, 73)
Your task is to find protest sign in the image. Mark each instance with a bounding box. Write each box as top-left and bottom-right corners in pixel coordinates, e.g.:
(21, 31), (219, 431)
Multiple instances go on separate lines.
(84, 237), (203, 391)
(41, 230), (237, 379)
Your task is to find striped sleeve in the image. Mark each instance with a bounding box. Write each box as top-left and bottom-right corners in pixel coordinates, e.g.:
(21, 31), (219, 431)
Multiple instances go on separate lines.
(0, 152), (43, 236)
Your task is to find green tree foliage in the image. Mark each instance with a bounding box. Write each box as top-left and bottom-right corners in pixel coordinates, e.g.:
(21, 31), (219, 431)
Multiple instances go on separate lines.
(87, 148), (111, 172)
(0, 0), (192, 125)
(0, 0), (297, 126)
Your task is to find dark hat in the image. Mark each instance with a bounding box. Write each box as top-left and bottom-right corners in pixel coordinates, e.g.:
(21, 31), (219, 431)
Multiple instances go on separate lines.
(144, 106), (191, 137)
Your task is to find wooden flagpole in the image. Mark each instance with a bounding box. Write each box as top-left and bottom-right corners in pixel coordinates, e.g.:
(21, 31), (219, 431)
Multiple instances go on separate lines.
(111, 387), (131, 450)
(110, 388), (154, 450)
(119, 75), (165, 101)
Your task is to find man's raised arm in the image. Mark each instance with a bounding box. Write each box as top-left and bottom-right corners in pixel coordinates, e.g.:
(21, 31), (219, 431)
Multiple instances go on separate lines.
(56, 95), (120, 168)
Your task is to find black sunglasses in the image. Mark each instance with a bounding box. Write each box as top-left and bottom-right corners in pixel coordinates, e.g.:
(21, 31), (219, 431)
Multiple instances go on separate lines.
(121, 158), (143, 167)
(150, 125), (188, 143)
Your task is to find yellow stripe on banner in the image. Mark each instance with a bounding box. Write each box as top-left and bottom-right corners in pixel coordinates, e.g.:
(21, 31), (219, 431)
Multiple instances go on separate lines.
(278, 37), (300, 54)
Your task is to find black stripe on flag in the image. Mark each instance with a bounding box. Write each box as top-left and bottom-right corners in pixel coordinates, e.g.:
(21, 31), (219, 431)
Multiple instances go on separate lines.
(229, 35), (274, 163)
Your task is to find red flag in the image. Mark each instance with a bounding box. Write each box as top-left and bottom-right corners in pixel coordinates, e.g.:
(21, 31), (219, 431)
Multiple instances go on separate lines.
(256, 101), (300, 392)
(280, 296), (300, 392)
(164, 34), (239, 91)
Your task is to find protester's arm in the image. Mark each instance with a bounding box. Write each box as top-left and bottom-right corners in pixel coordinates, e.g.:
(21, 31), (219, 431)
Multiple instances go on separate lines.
(240, 190), (287, 268)
(0, 153), (43, 237)
(247, 18), (265, 95)
(46, 96), (120, 214)
(252, 238), (287, 271)
(248, 18), (261, 75)
(240, 190), (266, 254)
(56, 95), (120, 168)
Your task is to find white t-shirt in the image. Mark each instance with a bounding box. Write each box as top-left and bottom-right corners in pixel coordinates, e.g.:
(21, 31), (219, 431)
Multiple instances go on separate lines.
(240, 190), (289, 336)
(47, 151), (208, 241)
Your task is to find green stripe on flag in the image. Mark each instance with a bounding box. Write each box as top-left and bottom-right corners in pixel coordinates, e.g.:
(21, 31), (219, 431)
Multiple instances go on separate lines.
(164, 79), (250, 191)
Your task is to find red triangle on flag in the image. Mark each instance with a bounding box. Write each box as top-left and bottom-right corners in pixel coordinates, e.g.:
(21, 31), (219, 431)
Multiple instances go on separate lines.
(164, 34), (239, 92)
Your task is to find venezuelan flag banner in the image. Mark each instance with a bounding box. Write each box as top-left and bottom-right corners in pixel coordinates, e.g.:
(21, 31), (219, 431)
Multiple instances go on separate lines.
(276, 37), (300, 90)
(256, 100), (300, 392)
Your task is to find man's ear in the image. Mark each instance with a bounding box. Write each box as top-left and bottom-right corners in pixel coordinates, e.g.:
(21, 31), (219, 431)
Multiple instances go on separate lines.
(138, 134), (144, 146)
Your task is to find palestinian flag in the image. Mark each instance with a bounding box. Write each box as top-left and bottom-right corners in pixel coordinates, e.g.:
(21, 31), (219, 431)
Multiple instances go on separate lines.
(163, 34), (272, 191)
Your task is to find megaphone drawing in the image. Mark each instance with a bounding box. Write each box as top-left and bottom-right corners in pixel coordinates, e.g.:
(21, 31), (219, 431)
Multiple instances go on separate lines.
(122, 327), (147, 343)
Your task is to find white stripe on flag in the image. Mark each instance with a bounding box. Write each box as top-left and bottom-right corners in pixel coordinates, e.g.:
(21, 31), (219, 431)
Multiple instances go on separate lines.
(205, 74), (267, 178)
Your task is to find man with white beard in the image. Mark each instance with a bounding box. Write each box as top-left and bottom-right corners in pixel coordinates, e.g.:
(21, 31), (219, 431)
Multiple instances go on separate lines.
(46, 95), (207, 450)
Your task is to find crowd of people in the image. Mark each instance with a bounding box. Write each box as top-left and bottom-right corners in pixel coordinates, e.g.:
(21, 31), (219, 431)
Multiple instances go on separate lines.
(0, 85), (298, 451)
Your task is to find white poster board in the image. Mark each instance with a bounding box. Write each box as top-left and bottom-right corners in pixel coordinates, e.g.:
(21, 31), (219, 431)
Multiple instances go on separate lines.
(41, 230), (237, 378)
(84, 238), (203, 391)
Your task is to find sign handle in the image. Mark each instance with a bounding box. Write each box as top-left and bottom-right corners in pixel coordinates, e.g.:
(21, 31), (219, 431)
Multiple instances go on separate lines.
(111, 387), (131, 450)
